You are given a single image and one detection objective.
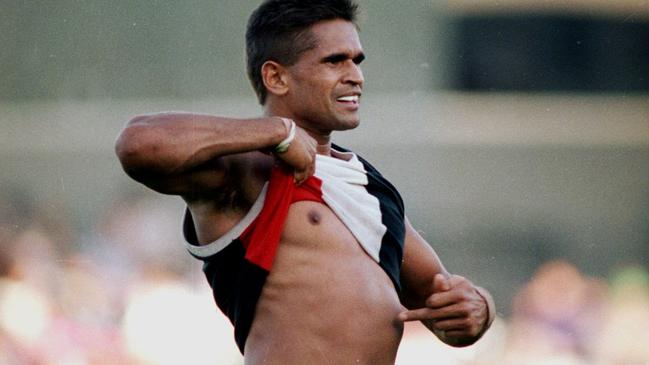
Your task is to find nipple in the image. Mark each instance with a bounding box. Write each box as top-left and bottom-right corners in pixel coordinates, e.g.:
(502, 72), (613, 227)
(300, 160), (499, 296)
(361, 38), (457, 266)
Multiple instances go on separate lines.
(308, 210), (321, 225)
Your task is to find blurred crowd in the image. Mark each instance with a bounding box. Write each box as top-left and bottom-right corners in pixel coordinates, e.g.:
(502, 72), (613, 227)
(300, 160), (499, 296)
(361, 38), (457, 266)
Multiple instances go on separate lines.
(1, 188), (648, 365)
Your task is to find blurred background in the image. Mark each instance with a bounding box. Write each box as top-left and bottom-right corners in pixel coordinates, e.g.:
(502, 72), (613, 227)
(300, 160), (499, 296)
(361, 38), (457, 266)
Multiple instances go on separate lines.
(1, 0), (648, 364)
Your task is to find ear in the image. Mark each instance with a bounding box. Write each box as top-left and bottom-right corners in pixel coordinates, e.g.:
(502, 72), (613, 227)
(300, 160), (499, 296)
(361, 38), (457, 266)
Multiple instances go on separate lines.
(261, 61), (289, 98)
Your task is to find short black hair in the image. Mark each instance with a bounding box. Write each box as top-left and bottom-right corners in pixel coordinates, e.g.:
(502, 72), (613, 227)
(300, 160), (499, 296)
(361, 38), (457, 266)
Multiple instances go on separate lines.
(246, 0), (359, 105)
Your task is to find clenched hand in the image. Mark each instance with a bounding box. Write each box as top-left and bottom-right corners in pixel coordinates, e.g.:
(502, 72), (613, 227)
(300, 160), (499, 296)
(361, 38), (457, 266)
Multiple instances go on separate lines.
(274, 122), (317, 185)
(397, 273), (490, 347)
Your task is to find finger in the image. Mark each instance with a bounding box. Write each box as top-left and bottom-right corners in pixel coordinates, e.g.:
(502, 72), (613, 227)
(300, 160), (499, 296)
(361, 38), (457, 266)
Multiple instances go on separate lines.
(426, 279), (481, 309)
(397, 308), (431, 322)
(441, 329), (472, 339)
(296, 159), (314, 183)
(448, 274), (467, 285)
(397, 307), (456, 322)
(422, 302), (469, 320)
(431, 317), (470, 332)
(433, 273), (451, 293)
(425, 291), (458, 308)
(294, 169), (308, 185)
(434, 318), (482, 338)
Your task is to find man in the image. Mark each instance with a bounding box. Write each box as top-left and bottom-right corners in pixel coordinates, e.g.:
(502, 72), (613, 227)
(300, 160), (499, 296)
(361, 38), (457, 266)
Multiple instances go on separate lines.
(115, 0), (495, 364)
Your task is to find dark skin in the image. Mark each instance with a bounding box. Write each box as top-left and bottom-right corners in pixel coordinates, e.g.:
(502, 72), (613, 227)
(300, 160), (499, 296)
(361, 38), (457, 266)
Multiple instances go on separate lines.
(116, 19), (494, 364)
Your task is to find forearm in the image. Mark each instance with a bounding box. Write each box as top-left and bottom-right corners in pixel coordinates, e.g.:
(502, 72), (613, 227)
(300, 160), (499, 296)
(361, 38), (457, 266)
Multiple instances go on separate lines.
(115, 112), (287, 176)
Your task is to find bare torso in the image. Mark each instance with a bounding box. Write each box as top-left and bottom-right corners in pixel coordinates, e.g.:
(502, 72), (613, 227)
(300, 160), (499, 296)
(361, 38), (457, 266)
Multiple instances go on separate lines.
(188, 154), (405, 365)
(245, 201), (404, 364)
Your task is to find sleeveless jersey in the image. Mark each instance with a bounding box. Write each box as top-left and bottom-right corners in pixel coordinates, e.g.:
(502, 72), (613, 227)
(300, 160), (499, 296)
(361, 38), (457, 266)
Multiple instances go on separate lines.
(183, 146), (405, 353)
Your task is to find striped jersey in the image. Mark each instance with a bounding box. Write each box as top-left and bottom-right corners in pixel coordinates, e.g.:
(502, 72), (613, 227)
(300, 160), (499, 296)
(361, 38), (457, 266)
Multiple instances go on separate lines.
(183, 146), (405, 353)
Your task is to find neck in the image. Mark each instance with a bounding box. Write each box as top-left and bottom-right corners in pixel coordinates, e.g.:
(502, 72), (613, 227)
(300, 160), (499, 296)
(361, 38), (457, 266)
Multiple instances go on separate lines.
(317, 141), (332, 156)
(263, 104), (333, 156)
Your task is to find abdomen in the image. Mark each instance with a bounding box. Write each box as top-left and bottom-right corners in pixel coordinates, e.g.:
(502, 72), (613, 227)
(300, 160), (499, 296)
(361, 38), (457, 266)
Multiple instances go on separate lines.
(244, 201), (404, 365)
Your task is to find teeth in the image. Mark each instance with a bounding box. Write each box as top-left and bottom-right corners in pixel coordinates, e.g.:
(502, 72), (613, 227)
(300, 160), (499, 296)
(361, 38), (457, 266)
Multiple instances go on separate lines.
(337, 95), (358, 102)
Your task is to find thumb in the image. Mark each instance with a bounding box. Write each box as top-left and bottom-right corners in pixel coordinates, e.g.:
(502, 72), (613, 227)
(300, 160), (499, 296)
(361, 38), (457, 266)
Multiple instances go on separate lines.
(433, 273), (451, 293)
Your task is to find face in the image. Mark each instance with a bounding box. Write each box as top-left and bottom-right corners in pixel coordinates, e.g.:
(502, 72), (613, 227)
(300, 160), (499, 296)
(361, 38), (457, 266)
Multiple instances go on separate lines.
(283, 19), (365, 135)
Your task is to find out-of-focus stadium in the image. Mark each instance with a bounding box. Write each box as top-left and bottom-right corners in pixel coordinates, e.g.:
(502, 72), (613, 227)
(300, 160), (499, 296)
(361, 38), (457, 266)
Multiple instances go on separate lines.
(1, 1), (648, 364)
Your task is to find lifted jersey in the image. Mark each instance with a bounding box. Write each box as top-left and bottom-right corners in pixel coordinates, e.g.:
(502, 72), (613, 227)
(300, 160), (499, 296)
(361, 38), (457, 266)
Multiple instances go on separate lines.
(183, 146), (405, 353)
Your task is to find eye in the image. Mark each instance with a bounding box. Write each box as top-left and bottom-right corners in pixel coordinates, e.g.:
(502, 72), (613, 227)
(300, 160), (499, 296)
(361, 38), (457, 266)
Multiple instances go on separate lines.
(323, 54), (348, 65)
(324, 56), (347, 65)
(322, 53), (365, 67)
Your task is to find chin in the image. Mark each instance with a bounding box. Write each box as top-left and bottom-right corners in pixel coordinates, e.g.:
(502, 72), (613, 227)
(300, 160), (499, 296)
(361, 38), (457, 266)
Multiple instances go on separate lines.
(344, 120), (361, 130)
(334, 114), (361, 130)
(333, 120), (360, 132)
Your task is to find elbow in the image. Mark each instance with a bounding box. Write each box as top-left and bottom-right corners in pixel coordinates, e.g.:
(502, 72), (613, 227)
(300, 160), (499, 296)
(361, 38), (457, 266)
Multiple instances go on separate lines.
(114, 116), (156, 178)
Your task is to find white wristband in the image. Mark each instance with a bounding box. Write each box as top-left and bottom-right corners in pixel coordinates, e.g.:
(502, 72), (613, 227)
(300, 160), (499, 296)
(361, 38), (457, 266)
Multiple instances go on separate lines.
(274, 118), (296, 154)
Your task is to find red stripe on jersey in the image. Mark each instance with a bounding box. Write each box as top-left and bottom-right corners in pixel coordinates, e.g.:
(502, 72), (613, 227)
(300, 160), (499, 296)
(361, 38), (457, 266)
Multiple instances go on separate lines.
(240, 165), (324, 271)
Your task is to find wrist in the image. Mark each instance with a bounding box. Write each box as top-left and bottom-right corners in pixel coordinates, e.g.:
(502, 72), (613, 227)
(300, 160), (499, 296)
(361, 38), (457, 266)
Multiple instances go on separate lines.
(274, 117), (296, 154)
(474, 285), (496, 335)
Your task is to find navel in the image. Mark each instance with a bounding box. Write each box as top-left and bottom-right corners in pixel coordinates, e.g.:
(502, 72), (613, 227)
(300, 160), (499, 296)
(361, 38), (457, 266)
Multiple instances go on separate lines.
(307, 210), (321, 225)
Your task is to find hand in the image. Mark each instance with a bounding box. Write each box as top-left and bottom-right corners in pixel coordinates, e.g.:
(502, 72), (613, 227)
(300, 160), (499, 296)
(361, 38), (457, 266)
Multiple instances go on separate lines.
(274, 122), (317, 185)
(397, 274), (489, 346)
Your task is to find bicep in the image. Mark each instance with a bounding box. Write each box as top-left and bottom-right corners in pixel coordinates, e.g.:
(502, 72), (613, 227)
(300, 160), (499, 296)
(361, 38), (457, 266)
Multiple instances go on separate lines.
(399, 217), (450, 309)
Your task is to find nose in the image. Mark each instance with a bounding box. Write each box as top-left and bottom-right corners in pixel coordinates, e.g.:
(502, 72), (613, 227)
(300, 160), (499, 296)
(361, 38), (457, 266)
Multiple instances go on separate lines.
(344, 61), (364, 87)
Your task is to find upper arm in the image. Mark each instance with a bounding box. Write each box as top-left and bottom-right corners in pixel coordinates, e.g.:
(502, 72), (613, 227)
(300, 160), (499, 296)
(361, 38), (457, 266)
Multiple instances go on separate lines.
(115, 113), (276, 198)
(399, 217), (450, 309)
(115, 122), (229, 196)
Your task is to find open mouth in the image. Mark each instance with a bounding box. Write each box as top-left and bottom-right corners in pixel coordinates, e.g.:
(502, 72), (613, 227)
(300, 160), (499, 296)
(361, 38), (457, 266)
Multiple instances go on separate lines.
(336, 95), (360, 106)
